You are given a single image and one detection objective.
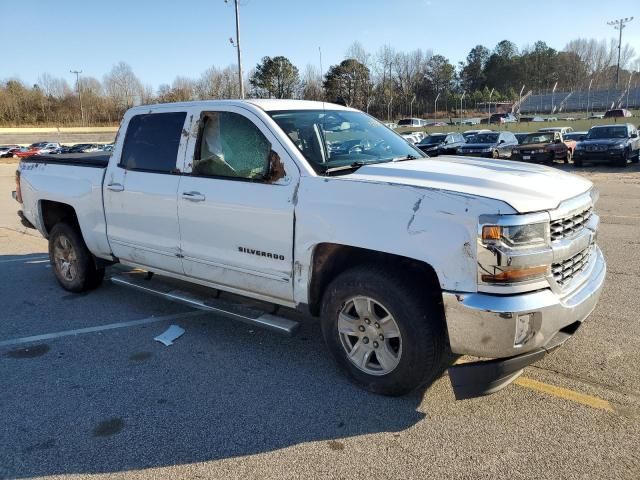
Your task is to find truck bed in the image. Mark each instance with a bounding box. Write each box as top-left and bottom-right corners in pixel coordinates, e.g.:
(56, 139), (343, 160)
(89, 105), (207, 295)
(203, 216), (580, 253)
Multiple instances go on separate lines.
(21, 152), (110, 168)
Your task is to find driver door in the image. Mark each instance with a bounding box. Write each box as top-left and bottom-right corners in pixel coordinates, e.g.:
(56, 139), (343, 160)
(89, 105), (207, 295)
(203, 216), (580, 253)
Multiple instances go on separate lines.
(177, 106), (299, 303)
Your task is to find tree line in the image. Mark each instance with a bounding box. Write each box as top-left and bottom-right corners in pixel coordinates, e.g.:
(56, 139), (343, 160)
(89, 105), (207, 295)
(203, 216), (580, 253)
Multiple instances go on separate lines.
(1, 37), (637, 126)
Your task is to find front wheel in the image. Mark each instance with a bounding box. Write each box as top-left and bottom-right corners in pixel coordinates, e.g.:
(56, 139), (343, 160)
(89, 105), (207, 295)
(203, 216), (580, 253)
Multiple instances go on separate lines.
(49, 222), (104, 293)
(565, 150), (572, 164)
(321, 265), (445, 396)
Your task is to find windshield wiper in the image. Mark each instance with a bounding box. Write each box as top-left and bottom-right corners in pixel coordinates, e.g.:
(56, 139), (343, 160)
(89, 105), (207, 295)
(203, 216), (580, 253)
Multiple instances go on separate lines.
(391, 154), (419, 162)
(322, 161), (369, 175)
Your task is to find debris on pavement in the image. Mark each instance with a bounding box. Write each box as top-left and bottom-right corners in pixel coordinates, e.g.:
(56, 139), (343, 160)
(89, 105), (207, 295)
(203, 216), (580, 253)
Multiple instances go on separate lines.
(153, 325), (185, 346)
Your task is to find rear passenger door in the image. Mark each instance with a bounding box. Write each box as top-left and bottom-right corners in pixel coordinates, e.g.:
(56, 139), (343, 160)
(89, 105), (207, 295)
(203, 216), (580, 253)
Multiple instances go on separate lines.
(177, 106), (298, 303)
(104, 109), (190, 274)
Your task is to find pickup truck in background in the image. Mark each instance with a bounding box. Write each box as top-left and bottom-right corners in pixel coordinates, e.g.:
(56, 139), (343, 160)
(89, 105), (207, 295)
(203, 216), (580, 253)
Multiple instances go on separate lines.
(14, 100), (606, 399)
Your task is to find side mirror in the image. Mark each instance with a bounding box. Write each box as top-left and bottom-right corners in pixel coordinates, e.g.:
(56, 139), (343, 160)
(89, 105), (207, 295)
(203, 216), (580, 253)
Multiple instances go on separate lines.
(264, 149), (285, 183)
(632, 132), (638, 138)
(499, 139), (505, 144)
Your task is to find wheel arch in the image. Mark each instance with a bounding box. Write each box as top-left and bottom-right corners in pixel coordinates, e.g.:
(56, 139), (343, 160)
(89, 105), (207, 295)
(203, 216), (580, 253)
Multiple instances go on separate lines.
(307, 242), (442, 317)
(39, 200), (79, 238)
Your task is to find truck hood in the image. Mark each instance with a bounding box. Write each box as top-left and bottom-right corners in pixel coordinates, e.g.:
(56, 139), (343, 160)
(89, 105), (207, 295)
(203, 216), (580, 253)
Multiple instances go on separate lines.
(346, 157), (592, 213)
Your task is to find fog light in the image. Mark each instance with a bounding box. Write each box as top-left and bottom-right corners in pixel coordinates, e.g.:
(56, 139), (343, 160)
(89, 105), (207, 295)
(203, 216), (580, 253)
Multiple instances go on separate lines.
(514, 313), (533, 346)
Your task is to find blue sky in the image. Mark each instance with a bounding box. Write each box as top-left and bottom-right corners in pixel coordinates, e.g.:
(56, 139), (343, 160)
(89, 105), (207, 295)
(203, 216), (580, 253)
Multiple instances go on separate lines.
(2, 0), (639, 88)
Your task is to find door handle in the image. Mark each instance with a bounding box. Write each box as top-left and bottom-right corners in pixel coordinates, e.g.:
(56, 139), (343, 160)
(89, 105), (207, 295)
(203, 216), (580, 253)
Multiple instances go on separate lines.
(106, 183), (124, 192)
(181, 191), (206, 202)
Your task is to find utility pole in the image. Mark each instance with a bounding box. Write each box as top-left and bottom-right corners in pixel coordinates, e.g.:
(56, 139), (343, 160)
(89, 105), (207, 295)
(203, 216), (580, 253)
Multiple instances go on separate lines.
(488, 88), (494, 123)
(434, 92), (441, 119)
(607, 17), (634, 87)
(70, 69), (84, 126)
(226, 0), (244, 99)
(587, 78), (593, 117)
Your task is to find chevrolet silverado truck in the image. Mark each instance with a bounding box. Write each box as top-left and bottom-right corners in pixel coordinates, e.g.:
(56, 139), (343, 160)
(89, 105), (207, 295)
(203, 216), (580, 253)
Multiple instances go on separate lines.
(13, 100), (606, 399)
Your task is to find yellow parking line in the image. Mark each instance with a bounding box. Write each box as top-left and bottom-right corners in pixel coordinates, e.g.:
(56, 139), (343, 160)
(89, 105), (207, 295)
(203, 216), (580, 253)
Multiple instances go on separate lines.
(515, 377), (615, 413)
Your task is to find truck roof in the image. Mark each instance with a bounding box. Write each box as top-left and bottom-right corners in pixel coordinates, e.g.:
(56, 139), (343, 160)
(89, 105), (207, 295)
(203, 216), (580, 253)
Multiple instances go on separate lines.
(127, 99), (355, 114)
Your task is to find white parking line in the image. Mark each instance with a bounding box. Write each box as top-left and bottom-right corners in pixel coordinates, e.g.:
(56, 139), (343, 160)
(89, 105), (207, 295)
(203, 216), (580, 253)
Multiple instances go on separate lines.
(0, 311), (204, 348)
(0, 255), (49, 264)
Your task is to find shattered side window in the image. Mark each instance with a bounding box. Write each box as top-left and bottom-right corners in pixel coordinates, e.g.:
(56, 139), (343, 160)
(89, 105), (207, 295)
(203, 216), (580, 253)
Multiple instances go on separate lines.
(192, 112), (271, 180)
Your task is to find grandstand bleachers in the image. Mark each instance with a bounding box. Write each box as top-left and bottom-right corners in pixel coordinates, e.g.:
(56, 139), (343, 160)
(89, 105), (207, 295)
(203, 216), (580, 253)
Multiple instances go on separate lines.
(519, 87), (640, 113)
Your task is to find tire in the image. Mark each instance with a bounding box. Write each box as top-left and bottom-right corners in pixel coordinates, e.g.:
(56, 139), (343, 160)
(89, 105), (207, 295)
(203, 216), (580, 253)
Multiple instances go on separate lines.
(615, 150), (629, 167)
(491, 149), (499, 159)
(565, 150), (572, 164)
(320, 265), (445, 396)
(48, 222), (104, 293)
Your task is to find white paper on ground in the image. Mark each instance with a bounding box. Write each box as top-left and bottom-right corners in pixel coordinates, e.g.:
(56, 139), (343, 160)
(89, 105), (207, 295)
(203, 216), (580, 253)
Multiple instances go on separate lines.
(154, 325), (185, 346)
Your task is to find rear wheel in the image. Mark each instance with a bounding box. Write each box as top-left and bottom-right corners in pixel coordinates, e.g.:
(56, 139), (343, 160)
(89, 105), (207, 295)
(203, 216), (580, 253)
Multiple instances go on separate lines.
(321, 265), (445, 396)
(491, 149), (499, 159)
(49, 222), (104, 293)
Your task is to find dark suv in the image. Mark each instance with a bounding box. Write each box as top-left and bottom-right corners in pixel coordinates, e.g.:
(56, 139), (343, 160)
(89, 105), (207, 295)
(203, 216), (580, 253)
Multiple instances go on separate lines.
(574, 123), (640, 167)
(457, 131), (518, 158)
(416, 132), (466, 156)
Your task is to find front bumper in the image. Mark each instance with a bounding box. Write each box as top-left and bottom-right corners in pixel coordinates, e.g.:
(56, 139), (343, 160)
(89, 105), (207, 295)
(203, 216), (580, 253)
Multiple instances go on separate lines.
(574, 150), (625, 162)
(513, 152), (553, 163)
(443, 245), (606, 398)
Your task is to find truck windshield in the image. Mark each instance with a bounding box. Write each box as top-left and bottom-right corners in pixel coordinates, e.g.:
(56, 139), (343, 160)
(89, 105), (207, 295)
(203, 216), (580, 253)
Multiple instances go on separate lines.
(586, 126), (628, 139)
(269, 110), (425, 173)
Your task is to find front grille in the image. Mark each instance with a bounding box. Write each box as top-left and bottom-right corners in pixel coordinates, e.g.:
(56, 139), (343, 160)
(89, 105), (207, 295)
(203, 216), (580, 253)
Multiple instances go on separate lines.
(552, 246), (593, 287)
(550, 206), (593, 241)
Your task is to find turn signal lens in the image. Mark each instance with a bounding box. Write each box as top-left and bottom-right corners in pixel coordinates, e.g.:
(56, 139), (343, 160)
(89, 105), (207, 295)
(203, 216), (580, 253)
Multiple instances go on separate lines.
(481, 265), (548, 283)
(482, 225), (502, 242)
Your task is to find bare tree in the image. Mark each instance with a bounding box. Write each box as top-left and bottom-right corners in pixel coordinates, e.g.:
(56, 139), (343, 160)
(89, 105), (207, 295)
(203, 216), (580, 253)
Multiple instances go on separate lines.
(103, 62), (143, 111)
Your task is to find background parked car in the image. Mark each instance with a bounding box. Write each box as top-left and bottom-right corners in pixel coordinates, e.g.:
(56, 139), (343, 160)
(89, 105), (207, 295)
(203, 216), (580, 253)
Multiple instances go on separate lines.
(397, 118), (426, 128)
(60, 143), (101, 154)
(538, 126), (574, 134)
(457, 131), (518, 158)
(511, 131), (576, 164)
(400, 132), (423, 144)
(0, 145), (21, 157)
(574, 123), (640, 167)
(514, 132), (532, 144)
(416, 132), (466, 156)
(604, 108), (633, 119)
(28, 142), (61, 155)
(462, 129), (492, 141)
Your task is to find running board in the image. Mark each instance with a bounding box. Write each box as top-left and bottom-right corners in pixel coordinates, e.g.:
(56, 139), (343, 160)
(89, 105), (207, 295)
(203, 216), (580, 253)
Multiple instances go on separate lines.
(111, 272), (299, 336)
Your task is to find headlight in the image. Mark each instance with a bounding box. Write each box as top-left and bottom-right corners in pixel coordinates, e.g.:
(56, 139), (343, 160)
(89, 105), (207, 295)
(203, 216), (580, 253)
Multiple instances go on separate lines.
(483, 147), (492, 152)
(511, 149), (518, 155)
(610, 143), (624, 149)
(537, 149), (545, 153)
(479, 221), (551, 285)
(482, 223), (547, 247)
(575, 144), (584, 150)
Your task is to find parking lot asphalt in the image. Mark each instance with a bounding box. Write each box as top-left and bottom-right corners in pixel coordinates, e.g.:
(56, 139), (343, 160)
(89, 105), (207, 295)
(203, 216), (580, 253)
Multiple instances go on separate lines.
(0, 161), (639, 479)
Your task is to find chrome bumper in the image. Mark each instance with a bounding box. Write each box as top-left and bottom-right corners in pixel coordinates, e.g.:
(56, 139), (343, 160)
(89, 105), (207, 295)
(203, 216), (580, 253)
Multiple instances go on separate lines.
(443, 246), (606, 359)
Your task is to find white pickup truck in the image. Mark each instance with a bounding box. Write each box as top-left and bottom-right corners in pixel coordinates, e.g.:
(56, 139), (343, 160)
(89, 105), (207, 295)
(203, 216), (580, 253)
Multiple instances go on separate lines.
(14, 99), (606, 398)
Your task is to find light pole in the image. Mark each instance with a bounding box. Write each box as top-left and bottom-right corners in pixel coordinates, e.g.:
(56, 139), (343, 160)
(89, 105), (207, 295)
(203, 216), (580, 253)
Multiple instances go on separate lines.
(226, 0), (244, 99)
(460, 91), (466, 122)
(410, 95), (416, 118)
(607, 17), (634, 87)
(434, 92), (441, 119)
(627, 71), (634, 108)
(488, 88), (494, 123)
(387, 97), (393, 121)
(587, 78), (593, 117)
(70, 69), (84, 126)
(551, 81), (558, 114)
(518, 84), (525, 116)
